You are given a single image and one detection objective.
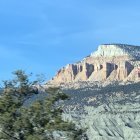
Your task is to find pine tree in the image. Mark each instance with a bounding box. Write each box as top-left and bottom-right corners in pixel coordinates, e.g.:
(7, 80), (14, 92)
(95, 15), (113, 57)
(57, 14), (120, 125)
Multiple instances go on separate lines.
(0, 70), (87, 140)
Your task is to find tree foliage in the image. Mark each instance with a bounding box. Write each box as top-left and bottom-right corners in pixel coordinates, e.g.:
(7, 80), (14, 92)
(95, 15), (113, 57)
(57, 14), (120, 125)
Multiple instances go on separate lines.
(0, 70), (87, 140)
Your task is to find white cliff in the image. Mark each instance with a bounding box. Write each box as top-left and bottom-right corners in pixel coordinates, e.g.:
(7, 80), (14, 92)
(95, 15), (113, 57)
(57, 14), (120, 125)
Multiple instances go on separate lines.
(91, 44), (140, 58)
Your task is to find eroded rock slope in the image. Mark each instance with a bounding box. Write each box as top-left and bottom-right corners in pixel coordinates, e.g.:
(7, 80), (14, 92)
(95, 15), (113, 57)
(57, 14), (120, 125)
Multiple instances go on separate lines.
(61, 82), (140, 140)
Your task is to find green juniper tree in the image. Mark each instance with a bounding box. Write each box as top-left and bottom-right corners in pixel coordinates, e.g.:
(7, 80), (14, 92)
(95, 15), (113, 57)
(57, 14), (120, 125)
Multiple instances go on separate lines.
(0, 70), (87, 140)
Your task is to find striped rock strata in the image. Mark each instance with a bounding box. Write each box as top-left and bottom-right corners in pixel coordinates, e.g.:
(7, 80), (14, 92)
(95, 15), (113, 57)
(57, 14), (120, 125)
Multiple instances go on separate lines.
(48, 44), (140, 85)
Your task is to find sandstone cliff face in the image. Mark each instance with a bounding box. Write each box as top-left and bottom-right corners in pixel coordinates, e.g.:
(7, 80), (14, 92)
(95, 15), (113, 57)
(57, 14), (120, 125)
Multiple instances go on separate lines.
(48, 44), (140, 85)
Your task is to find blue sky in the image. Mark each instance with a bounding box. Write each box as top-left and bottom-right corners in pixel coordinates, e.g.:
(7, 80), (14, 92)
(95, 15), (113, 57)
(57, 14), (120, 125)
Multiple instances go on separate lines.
(0, 0), (140, 82)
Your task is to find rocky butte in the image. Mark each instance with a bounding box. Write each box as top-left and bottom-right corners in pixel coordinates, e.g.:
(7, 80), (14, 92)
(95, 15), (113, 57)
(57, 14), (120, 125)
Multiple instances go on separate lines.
(48, 44), (140, 86)
(45, 44), (140, 140)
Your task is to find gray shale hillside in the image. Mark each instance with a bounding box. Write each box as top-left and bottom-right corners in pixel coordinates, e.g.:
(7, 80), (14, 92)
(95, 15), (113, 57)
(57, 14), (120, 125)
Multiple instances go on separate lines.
(46, 44), (140, 140)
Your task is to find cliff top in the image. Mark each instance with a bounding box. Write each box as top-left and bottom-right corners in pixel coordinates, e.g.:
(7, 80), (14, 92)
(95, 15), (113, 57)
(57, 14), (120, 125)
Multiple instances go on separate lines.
(90, 44), (140, 59)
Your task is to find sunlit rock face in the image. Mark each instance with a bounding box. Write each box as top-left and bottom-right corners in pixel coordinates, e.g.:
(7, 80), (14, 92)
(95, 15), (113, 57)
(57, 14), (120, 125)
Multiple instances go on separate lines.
(48, 44), (140, 86)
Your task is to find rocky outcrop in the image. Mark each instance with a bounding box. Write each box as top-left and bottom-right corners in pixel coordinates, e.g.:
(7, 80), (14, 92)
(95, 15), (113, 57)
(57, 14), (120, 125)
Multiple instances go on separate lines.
(48, 44), (140, 85)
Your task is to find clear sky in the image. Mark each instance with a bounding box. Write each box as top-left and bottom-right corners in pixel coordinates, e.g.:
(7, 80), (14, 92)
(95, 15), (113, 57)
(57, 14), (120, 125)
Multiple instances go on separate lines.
(0, 0), (140, 81)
